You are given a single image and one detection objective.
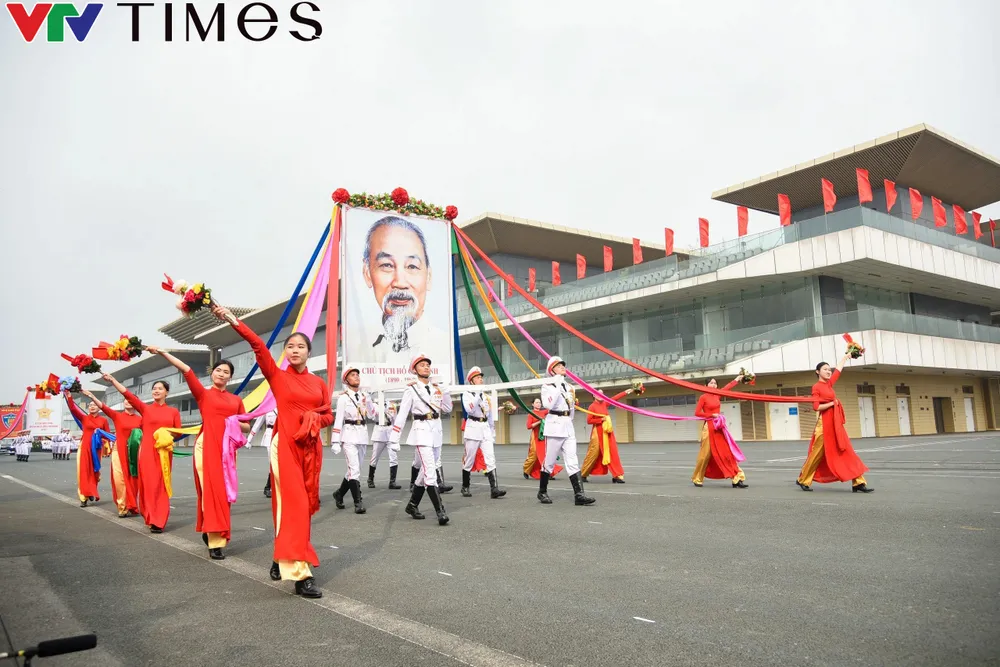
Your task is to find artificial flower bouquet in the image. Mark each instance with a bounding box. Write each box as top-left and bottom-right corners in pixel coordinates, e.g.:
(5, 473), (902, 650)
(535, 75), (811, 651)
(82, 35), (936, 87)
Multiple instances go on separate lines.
(501, 400), (517, 415)
(844, 333), (865, 359)
(162, 274), (213, 316)
(94, 335), (144, 362)
(738, 367), (756, 385)
(59, 376), (82, 393)
(61, 353), (102, 374)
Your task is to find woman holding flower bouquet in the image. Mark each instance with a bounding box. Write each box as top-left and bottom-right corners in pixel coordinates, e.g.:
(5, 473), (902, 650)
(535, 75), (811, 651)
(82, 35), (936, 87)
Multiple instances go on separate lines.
(103, 373), (182, 532)
(81, 389), (141, 518)
(796, 354), (874, 493)
(459, 367), (507, 499)
(148, 347), (249, 560)
(211, 303), (331, 599)
(692, 374), (748, 488)
(581, 387), (636, 484)
(63, 392), (110, 507)
(523, 397), (561, 480)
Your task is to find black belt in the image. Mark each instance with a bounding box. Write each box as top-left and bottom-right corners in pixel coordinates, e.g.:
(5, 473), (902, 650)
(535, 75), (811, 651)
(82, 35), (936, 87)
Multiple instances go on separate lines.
(549, 410), (570, 417)
(468, 416), (487, 422)
(344, 419), (366, 426)
(413, 414), (439, 421)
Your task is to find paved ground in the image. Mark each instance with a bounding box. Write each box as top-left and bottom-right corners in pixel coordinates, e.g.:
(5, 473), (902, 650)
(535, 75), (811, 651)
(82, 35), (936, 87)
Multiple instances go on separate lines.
(1, 433), (998, 666)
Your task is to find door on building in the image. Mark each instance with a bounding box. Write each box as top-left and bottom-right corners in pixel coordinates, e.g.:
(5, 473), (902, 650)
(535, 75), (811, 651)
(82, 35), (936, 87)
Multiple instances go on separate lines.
(932, 398), (946, 434)
(964, 397), (976, 432)
(721, 402), (742, 437)
(767, 402), (801, 441)
(896, 397), (911, 436)
(857, 396), (877, 438)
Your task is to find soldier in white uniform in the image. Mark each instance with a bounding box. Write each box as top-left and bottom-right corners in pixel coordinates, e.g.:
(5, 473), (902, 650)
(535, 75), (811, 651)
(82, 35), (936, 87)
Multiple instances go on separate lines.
(330, 366), (369, 515)
(367, 400), (401, 489)
(15, 434), (31, 462)
(538, 356), (595, 506)
(460, 366), (507, 499)
(391, 354), (453, 525)
(248, 408), (278, 497)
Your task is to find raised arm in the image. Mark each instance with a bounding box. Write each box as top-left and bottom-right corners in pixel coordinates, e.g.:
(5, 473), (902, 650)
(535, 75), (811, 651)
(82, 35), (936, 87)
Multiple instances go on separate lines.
(723, 378), (740, 391)
(610, 389), (632, 402)
(439, 385), (453, 413)
(63, 391), (86, 421)
(147, 346), (205, 402)
(103, 373), (146, 415)
(211, 303), (280, 383)
(82, 389), (118, 420)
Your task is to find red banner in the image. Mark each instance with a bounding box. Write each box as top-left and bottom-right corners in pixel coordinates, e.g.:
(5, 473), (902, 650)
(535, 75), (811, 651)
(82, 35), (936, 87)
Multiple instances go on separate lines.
(528, 267), (536, 292)
(932, 197), (947, 227)
(603, 246), (613, 272)
(778, 194), (792, 226)
(632, 238), (643, 265)
(326, 206), (342, 384)
(856, 168), (873, 204)
(737, 206), (748, 236)
(952, 205), (968, 235)
(909, 188), (923, 220)
(551, 261), (561, 287)
(972, 212), (983, 240)
(884, 179), (898, 213)
(664, 228), (674, 257)
(0, 394), (28, 440)
(506, 274), (514, 298)
(698, 218), (709, 248)
(821, 178), (837, 213)
(576, 254), (586, 280)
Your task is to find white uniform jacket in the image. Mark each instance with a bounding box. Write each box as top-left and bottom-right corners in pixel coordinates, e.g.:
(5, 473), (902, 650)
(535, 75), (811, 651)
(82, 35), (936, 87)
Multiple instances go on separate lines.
(540, 379), (576, 439)
(390, 381), (452, 447)
(332, 390), (371, 445)
(368, 399), (395, 444)
(462, 390), (494, 443)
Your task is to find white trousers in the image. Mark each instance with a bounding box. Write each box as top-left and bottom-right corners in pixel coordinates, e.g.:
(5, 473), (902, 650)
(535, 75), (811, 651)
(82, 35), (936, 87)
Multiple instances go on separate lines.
(413, 446), (444, 470)
(370, 440), (398, 467)
(342, 442), (367, 481)
(462, 438), (496, 472)
(543, 432), (580, 476)
(413, 446), (438, 488)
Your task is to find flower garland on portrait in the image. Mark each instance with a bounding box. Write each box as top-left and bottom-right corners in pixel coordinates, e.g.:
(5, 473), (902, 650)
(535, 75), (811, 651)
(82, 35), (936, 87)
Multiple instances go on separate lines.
(331, 186), (458, 221)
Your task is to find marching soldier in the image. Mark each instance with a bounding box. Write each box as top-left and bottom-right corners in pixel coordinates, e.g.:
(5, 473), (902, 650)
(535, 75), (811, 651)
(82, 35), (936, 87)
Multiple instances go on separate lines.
(537, 357), (595, 506)
(460, 366), (506, 499)
(330, 367), (369, 515)
(368, 400), (402, 489)
(391, 354), (452, 525)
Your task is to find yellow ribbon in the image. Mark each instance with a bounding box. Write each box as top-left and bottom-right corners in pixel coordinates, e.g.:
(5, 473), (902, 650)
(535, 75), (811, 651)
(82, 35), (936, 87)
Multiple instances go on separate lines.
(153, 428), (176, 497)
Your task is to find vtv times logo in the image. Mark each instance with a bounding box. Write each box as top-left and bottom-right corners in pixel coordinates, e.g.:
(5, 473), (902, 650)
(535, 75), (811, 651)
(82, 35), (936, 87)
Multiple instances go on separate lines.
(5, 2), (322, 42)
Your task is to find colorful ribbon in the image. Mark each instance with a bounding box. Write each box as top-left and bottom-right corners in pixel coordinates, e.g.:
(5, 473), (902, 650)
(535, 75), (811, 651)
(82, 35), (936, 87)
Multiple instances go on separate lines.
(712, 414), (746, 462)
(127, 428), (142, 476)
(92, 428), (115, 473)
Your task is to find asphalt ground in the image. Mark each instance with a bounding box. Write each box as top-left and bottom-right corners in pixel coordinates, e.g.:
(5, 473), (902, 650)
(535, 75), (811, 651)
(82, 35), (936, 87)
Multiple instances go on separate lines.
(1, 433), (998, 666)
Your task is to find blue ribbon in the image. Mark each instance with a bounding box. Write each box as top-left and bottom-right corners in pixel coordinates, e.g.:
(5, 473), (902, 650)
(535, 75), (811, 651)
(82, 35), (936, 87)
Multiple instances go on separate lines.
(451, 236), (466, 422)
(91, 428), (115, 474)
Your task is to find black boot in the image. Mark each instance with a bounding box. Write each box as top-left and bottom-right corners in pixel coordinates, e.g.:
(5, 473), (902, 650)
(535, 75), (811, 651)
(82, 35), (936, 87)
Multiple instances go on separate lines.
(410, 466), (419, 491)
(264, 472), (272, 498)
(349, 479), (366, 514)
(437, 466), (453, 494)
(461, 469), (472, 497)
(537, 471), (552, 504)
(852, 483), (875, 493)
(425, 486), (450, 525)
(332, 478), (349, 509)
(270, 561), (281, 581)
(405, 486), (426, 519)
(294, 577), (322, 599)
(570, 473), (596, 505)
(209, 547), (225, 560)
(367, 465), (377, 489)
(388, 465), (401, 489)
(487, 470), (506, 499)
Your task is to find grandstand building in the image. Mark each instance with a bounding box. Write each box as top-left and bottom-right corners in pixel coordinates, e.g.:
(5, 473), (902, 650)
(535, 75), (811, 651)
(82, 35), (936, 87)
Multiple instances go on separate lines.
(96, 124), (1000, 445)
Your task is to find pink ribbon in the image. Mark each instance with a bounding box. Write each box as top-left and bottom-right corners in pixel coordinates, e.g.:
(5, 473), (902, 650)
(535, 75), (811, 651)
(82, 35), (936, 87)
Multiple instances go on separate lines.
(221, 235), (333, 502)
(712, 414), (746, 462)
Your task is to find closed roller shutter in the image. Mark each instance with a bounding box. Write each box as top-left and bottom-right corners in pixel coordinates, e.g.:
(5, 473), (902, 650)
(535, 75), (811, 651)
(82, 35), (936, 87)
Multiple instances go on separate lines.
(633, 402), (701, 442)
(509, 415), (531, 444)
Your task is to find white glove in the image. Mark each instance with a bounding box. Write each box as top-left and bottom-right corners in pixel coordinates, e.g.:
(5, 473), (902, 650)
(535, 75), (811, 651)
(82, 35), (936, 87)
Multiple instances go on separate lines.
(331, 442), (342, 456)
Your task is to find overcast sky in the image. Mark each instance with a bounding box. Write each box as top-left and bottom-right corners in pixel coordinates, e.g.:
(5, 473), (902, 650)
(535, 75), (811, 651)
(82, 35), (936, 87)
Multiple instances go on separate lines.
(2, 0), (999, 400)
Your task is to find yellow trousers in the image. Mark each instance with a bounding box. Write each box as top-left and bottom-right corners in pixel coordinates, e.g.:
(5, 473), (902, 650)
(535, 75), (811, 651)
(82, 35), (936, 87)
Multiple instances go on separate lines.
(523, 439), (537, 476)
(111, 449), (127, 515)
(691, 423), (745, 485)
(581, 434), (624, 479)
(270, 436), (312, 581)
(797, 422), (867, 487)
(194, 436), (227, 549)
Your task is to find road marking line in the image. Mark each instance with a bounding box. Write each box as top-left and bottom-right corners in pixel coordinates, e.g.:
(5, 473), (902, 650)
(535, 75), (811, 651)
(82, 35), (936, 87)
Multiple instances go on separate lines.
(0, 474), (544, 667)
(587, 521), (602, 525)
(438, 571), (453, 577)
(812, 502), (838, 506)
(252, 526), (265, 531)
(633, 617), (656, 623)
(330, 545), (339, 549)
(959, 526), (985, 531)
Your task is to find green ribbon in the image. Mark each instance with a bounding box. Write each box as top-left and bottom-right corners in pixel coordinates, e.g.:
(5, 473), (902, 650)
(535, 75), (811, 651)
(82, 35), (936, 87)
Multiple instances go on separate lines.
(127, 428), (142, 477)
(453, 227), (541, 420)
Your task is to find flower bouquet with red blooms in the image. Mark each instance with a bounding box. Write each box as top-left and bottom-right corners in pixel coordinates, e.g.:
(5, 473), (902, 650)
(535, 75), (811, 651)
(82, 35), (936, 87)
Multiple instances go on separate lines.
(331, 186), (459, 221)
(161, 275), (213, 317)
(61, 353), (102, 374)
(843, 333), (865, 359)
(630, 379), (646, 394)
(59, 376), (82, 393)
(501, 400), (517, 415)
(738, 368), (756, 385)
(93, 335), (144, 362)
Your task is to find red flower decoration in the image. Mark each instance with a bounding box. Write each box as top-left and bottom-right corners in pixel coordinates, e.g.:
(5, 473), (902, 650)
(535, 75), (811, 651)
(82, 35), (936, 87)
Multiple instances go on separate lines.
(332, 188), (350, 204)
(391, 187), (409, 207)
(445, 205), (458, 221)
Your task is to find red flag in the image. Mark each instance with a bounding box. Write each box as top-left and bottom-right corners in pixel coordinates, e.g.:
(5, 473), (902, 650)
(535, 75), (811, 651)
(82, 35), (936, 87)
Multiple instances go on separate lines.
(931, 197), (947, 227)
(551, 261), (561, 287)
(528, 267), (536, 292)
(664, 228), (674, 257)
(778, 194), (792, 226)
(821, 178), (837, 213)
(603, 246), (613, 273)
(909, 188), (923, 220)
(856, 168), (873, 204)
(698, 218), (709, 248)
(972, 212), (983, 240)
(952, 205), (968, 235)
(632, 238), (643, 265)
(576, 254), (587, 280)
(991, 220), (997, 247)
(737, 206), (748, 236)
(884, 179), (897, 213)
